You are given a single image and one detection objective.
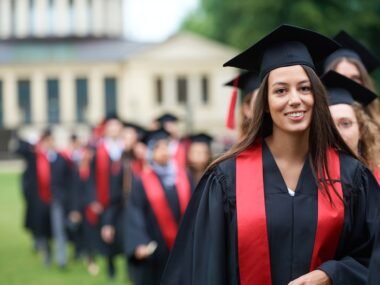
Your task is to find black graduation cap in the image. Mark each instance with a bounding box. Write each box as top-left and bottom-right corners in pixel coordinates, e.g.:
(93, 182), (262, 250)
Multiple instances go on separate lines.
(142, 128), (171, 145)
(322, 70), (378, 107)
(224, 71), (260, 99)
(324, 31), (380, 73)
(156, 113), (179, 125)
(223, 24), (341, 80)
(123, 121), (147, 140)
(189, 133), (213, 146)
(104, 112), (120, 122)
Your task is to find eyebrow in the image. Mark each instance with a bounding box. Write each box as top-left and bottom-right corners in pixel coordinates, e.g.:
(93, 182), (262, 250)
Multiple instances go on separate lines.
(271, 79), (310, 87)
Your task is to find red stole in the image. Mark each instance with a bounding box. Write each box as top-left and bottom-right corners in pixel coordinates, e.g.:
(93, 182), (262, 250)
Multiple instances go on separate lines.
(236, 144), (344, 285)
(174, 141), (187, 169)
(86, 143), (118, 225)
(36, 148), (51, 204)
(374, 168), (380, 184)
(140, 166), (191, 249)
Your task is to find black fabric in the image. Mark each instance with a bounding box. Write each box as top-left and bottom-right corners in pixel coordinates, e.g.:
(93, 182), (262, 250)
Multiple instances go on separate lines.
(161, 143), (380, 285)
(224, 71), (260, 99)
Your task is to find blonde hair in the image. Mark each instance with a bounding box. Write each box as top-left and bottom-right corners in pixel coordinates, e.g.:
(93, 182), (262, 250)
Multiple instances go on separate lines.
(352, 102), (380, 171)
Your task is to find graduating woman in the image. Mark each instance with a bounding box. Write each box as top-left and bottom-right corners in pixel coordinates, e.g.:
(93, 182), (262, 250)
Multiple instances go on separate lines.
(161, 25), (380, 285)
(323, 31), (380, 123)
(125, 129), (193, 285)
(322, 71), (380, 182)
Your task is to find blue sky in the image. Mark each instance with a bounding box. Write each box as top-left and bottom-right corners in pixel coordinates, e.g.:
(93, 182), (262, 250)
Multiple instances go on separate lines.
(123, 0), (199, 42)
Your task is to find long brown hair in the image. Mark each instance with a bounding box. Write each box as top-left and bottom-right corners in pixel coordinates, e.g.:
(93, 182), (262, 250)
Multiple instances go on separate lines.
(209, 66), (358, 201)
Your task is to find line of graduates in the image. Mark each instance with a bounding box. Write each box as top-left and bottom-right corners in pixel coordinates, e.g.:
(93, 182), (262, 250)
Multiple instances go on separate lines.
(11, 113), (214, 284)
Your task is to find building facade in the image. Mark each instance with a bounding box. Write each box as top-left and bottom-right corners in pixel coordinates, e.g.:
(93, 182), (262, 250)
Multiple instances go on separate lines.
(0, 0), (238, 149)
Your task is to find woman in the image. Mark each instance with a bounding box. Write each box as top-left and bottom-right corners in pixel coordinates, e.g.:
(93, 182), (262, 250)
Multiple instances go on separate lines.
(161, 25), (380, 285)
(225, 71), (260, 138)
(322, 70), (380, 182)
(126, 129), (193, 285)
(324, 30), (380, 123)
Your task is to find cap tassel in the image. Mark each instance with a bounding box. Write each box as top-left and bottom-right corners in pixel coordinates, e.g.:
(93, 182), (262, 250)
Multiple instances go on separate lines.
(226, 76), (240, 129)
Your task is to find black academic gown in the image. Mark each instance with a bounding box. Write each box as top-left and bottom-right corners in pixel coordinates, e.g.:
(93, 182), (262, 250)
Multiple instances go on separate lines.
(368, 220), (380, 284)
(83, 151), (124, 255)
(161, 143), (380, 285)
(125, 172), (190, 285)
(15, 140), (38, 234)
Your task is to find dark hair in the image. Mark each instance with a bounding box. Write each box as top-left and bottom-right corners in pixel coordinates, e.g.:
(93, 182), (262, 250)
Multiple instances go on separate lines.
(209, 66), (358, 202)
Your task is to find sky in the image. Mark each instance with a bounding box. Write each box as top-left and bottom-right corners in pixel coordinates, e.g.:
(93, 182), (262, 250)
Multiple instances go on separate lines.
(123, 0), (199, 42)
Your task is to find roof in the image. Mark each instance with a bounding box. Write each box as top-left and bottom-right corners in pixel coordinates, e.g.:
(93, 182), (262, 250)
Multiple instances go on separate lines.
(0, 37), (156, 64)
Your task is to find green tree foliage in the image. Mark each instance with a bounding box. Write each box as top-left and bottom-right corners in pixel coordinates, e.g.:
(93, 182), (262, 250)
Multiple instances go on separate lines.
(182, 0), (380, 82)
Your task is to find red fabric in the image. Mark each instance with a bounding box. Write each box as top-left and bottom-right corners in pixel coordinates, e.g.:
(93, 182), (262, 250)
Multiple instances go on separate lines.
(131, 160), (144, 177)
(174, 141), (187, 170)
(79, 165), (90, 180)
(226, 77), (240, 129)
(85, 143), (110, 225)
(236, 144), (272, 285)
(140, 167), (191, 249)
(36, 148), (51, 204)
(374, 168), (380, 184)
(236, 145), (343, 285)
(310, 149), (344, 270)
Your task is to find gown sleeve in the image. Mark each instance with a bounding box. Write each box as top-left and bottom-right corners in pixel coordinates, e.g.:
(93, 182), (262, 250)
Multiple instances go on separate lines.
(318, 164), (380, 284)
(125, 176), (153, 259)
(368, 220), (380, 284)
(161, 165), (231, 285)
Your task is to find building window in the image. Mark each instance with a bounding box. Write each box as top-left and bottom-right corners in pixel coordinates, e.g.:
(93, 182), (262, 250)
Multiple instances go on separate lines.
(177, 76), (187, 104)
(29, 0), (35, 35)
(155, 77), (163, 105)
(17, 80), (32, 124)
(76, 78), (88, 123)
(105, 77), (117, 116)
(47, 79), (60, 124)
(0, 81), (3, 127)
(10, 0), (16, 35)
(201, 75), (209, 105)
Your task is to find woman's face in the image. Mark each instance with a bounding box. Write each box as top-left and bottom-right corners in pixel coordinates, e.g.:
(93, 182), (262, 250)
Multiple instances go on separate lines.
(152, 140), (170, 165)
(335, 59), (362, 84)
(123, 127), (138, 151)
(267, 65), (314, 135)
(188, 142), (210, 171)
(329, 104), (360, 154)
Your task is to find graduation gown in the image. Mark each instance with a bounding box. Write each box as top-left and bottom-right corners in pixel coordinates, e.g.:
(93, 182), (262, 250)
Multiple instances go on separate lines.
(125, 168), (193, 285)
(161, 143), (380, 285)
(83, 144), (124, 254)
(368, 219), (380, 284)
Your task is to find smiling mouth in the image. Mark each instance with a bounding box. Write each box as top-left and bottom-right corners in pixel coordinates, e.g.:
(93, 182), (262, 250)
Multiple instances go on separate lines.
(285, 111), (306, 118)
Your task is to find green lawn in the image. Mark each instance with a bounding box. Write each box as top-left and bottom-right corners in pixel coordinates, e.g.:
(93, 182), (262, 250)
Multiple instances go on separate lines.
(0, 172), (130, 285)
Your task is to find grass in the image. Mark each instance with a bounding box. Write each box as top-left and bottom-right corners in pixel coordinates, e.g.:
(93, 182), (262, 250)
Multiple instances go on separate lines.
(0, 172), (130, 285)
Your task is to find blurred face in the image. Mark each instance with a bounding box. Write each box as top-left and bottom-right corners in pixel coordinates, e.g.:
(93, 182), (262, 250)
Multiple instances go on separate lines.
(164, 121), (178, 138)
(188, 142), (210, 171)
(152, 140), (170, 165)
(329, 104), (360, 154)
(104, 119), (123, 139)
(42, 136), (55, 150)
(242, 89), (259, 119)
(133, 142), (147, 160)
(335, 59), (362, 84)
(267, 65), (314, 135)
(123, 127), (138, 151)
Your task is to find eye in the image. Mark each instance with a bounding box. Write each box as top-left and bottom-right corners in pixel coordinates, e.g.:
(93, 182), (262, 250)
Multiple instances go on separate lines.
(337, 119), (354, 129)
(274, 88), (286, 95)
(299, 85), (311, 93)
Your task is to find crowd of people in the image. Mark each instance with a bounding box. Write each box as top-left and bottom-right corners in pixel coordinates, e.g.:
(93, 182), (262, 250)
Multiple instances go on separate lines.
(10, 24), (380, 285)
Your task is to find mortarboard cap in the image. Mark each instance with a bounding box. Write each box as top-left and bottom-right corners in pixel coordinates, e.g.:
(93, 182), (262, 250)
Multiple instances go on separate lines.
(142, 128), (171, 145)
(223, 24), (341, 81)
(189, 133), (213, 145)
(322, 70), (378, 107)
(324, 31), (380, 74)
(156, 113), (179, 125)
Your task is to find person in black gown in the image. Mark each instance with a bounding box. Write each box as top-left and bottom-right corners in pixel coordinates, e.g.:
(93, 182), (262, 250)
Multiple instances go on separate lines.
(161, 25), (380, 285)
(126, 129), (193, 285)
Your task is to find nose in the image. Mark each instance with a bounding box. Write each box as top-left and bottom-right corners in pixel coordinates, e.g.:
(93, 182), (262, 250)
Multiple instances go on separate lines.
(288, 88), (301, 107)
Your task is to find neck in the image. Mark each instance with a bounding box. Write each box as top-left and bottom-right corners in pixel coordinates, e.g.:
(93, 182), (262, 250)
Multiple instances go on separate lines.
(265, 128), (309, 162)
